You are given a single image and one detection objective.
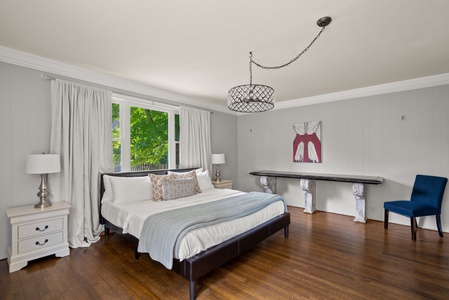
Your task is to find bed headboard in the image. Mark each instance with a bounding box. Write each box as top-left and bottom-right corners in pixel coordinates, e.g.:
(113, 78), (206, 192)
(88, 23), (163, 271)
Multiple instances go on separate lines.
(99, 167), (198, 224)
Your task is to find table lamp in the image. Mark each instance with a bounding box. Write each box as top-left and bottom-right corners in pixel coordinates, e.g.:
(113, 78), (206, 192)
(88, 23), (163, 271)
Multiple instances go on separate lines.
(26, 154), (61, 208)
(211, 153), (225, 182)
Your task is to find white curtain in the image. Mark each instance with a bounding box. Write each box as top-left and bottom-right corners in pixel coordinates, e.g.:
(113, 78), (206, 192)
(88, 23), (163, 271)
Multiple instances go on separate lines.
(179, 107), (211, 172)
(49, 79), (113, 248)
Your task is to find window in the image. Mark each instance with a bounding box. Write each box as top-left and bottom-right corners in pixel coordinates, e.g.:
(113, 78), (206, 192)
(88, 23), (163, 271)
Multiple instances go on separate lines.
(112, 95), (179, 172)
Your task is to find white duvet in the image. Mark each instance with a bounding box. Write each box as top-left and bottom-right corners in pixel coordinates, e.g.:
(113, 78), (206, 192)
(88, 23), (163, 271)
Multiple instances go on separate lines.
(101, 188), (285, 260)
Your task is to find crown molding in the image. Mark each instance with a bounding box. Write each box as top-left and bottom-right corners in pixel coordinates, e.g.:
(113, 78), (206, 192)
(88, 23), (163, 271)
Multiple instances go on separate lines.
(274, 72), (449, 111)
(0, 46), (233, 114)
(1, 45), (448, 116)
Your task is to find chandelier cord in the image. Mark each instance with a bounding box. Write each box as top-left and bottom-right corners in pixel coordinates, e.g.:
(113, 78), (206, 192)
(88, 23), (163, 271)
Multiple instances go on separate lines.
(228, 16), (331, 113)
(249, 52), (253, 86)
(251, 26), (327, 71)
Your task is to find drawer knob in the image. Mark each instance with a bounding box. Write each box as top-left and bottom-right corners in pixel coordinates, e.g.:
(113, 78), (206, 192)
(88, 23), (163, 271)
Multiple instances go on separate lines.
(35, 239), (49, 246)
(35, 225), (49, 232)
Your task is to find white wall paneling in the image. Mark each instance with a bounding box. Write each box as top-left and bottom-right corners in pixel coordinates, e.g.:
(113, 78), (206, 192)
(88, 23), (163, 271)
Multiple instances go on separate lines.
(237, 85), (449, 233)
(210, 112), (238, 182)
(0, 62), (52, 259)
(0, 62), (13, 261)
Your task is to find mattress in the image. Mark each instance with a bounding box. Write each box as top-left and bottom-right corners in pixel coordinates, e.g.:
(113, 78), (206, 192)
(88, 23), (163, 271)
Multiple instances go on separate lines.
(101, 188), (285, 260)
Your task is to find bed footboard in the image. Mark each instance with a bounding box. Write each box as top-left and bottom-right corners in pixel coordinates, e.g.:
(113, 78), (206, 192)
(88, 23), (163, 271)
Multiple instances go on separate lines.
(171, 212), (290, 299)
(102, 212), (290, 299)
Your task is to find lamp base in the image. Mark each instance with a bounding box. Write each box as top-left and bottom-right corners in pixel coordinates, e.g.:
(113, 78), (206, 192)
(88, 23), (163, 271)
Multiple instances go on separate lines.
(215, 168), (221, 182)
(35, 198), (52, 209)
(35, 176), (51, 208)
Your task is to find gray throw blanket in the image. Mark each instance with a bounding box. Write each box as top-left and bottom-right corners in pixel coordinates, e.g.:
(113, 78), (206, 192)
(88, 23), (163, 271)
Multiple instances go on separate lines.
(137, 192), (287, 269)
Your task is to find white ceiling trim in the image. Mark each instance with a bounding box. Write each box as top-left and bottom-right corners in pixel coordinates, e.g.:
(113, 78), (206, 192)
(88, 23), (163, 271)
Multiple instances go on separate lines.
(274, 72), (449, 111)
(0, 46), (230, 114)
(1, 45), (448, 116)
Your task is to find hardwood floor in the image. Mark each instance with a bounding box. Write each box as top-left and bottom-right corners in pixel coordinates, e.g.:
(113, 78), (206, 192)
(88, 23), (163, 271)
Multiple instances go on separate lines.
(1, 206), (449, 299)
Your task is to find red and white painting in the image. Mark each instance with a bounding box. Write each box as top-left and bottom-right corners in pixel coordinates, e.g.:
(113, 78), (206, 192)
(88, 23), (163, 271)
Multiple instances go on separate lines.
(293, 121), (321, 163)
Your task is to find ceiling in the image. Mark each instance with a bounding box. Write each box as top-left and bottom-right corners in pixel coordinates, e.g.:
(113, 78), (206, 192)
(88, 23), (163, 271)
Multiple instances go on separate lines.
(1, 0), (449, 108)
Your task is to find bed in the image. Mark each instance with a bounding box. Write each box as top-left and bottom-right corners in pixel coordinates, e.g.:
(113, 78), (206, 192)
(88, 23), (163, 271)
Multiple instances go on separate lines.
(99, 168), (290, 299)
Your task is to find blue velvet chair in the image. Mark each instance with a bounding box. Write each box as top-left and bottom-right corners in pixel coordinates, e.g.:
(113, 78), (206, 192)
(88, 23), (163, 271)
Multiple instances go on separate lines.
(384, 174), (447, 241)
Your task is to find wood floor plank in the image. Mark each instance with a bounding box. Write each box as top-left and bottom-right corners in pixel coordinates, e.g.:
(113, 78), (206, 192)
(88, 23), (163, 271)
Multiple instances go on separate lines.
(1, 207), (449, 299)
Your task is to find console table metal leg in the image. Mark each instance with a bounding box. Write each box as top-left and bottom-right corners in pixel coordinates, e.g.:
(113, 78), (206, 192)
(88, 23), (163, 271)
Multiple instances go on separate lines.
(352, 183), (366, 223)
(300, 179), (316, 214)
(260, 176), (277, 194)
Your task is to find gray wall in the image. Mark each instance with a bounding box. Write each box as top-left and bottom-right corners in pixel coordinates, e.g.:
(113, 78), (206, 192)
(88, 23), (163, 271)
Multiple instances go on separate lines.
(0, 62), (52, 260)
(211, 112), (238, 183)
(236, 85), (449, 233)
(0, 61), (239, 260)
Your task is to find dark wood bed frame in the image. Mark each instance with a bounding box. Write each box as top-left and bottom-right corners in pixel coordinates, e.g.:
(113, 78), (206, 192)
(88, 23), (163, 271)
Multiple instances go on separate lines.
(99, 168), (290, 300)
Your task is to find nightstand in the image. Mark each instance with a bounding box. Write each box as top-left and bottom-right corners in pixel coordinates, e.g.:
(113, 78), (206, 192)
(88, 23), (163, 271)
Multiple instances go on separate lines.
(212, 179), (233, 189)
(6, 201), (71, 273)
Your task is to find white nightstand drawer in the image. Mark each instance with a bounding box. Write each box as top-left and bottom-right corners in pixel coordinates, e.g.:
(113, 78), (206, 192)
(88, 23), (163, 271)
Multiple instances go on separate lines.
(18, 231), (63, 254)
(18, 218), (63, 239)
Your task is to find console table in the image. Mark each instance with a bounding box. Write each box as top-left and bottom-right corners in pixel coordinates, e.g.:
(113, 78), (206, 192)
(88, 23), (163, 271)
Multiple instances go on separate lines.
(250, 170), (383, 223)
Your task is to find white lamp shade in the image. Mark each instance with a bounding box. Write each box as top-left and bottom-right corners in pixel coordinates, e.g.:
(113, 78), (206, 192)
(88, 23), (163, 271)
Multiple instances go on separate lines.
(211, 153), (225, 164)
(26, 154), (61, 174)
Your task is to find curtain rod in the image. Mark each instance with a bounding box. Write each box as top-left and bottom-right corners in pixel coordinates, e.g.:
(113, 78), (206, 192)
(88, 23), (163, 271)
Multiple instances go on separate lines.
(41, 74), (55, 80)
(42, 73), (216, 114)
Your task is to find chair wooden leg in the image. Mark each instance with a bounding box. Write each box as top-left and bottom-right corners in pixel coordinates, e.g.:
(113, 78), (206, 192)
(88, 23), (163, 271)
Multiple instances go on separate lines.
(410, 217), (416, 241)
(384, 209), (389, 229)
(436, 214), (444, 238)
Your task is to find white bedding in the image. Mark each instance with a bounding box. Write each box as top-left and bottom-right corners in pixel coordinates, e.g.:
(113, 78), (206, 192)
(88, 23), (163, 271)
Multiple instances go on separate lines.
(101, 188), (285, 260)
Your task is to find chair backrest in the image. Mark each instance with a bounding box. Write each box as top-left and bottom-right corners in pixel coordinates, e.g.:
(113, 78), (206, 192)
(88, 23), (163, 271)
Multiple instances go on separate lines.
(411, 174), (448, 209)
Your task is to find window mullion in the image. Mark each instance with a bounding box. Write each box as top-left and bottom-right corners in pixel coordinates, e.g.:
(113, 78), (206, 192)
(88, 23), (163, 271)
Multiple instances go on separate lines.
(168, 110), (175, 169)
(121, 103), (131, 172)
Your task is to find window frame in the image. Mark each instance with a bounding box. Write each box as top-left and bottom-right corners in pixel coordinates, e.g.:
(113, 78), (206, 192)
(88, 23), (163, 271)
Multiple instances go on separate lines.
(112, 93), (179, 172)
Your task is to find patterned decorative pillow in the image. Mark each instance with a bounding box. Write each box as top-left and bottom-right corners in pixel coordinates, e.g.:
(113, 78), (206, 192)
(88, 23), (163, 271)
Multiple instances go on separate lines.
(168, 169), (201, 194)
(148, 173), (172, 201)
(162, 178), (196, 200)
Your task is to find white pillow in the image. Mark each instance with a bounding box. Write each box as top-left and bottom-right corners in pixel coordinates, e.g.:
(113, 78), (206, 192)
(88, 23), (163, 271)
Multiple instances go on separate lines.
(101, 175), (114, 203)
(197, 170), (215, 191)
(169, 168), (203, 175)
(109, 176), (153, 203)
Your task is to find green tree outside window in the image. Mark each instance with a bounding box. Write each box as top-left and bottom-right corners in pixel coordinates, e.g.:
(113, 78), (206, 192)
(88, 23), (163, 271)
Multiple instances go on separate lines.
(130, 107), (168, 168)
(112, 102), (174, 171)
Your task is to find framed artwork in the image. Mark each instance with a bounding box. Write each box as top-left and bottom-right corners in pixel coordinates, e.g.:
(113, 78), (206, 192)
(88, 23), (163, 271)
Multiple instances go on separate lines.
(293, 121), (321, 163)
